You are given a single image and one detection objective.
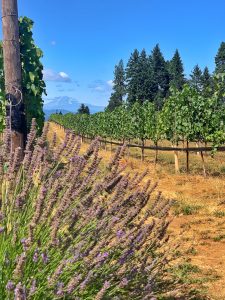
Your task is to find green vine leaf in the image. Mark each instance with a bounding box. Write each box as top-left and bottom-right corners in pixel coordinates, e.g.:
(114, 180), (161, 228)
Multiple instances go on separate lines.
(29, 72), (35, 83)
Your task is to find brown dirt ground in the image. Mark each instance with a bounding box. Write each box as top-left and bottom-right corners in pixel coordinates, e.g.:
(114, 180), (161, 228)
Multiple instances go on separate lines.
(48, 122), (225, 300)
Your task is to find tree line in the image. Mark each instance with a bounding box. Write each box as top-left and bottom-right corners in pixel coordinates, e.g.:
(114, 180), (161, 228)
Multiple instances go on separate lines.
(50, 42), (225, 154)
(107, 42), (225, 111)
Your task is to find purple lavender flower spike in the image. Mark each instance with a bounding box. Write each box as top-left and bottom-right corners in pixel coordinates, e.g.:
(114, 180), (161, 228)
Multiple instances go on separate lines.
(116, 229), (125, 239)
(33, 250), (39, 263)
(54, 170), (62, 178)
(95, 252), (109, 264)
(79, 270), (93, 290)
(56, 282), (64, 296)
(102, 252), (109, 259)
(67, 274), (82, 294)
(119, 248), (134, 265)
(21, 238), (30, 251)
(29, 279), (36, 295)
(6, 280), (15, 291)
(119, 278), (129, 287)
(94, 281), (111, 299)
(41, 252), (49, 264)
(14, 282), (26, 300)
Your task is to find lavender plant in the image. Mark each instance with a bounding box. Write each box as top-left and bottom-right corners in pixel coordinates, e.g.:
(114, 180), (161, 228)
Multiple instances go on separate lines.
(0, 119), (174, 299)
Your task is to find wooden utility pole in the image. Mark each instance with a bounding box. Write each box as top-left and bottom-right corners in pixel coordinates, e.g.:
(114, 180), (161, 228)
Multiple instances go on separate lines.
(2, 0), (25, 151)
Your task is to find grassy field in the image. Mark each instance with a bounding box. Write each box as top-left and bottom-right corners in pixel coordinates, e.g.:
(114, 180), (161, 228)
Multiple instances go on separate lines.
(48, 122), (225, 299)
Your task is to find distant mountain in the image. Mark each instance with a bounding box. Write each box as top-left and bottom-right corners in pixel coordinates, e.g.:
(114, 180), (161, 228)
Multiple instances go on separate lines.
(44, 96), (105, 119)
(44, 109), (70, 120)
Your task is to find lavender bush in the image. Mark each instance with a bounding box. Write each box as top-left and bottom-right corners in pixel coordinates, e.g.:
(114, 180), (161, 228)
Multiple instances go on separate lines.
(0, 119), (173, 299)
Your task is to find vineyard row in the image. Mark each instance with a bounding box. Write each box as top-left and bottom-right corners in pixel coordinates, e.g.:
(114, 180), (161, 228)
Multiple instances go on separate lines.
(51, 121), (225, 153)
(49, 94), (225, 176)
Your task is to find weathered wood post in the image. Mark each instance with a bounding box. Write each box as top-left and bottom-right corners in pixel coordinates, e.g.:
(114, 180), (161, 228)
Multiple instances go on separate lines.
(154, 141), (158, 166)
(200, 151), (206, 177)
(186, 140), (189, 173)
(173, 143), (180, 174)
(2, 0), (25, 151)
(141, 138), (145, 161)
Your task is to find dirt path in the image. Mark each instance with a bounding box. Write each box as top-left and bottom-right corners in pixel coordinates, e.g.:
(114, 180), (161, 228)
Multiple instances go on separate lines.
(48, 122), (225, 299)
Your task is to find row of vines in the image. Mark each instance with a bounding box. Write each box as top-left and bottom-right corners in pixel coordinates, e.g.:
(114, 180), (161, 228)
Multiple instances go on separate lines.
(50, 83), (225, 147)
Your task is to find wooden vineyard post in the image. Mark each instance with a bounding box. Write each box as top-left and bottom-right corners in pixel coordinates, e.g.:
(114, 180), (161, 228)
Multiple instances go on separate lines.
(2, 0), (26, 151)
(154, 141), (158, 166)
(110, 138), (113, 153)
(127, 139), (130, 157)
(173, 144), (180, 173)
(104, 138), (107, 150)
(205, 142), (208, 155)
(201, 151), (206, 177)
(141, 139), (145, 161)
(196, 142), (200, 156)
(186, 140), (189, 173)
(174, 151), (179, 173)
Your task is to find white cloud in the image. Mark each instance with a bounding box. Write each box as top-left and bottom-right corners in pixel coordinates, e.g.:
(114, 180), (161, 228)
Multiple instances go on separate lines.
(88, 80), (113, 93)
(51, 41), (56, 46)
(59, 72), (70, 81)
(43, 69), (72, 83)
(95, 86), (105, 91)
(107, 80), (114, 87)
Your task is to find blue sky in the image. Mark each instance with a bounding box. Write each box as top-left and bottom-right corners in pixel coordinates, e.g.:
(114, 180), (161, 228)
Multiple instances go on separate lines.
(1, 0), (225, 107)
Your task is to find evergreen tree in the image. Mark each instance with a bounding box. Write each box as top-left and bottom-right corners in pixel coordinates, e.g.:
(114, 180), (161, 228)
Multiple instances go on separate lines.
(190, 65), (202, 91)
(136, 49), (155, 103)
(107, 60), (126, 111)
(201, 67), (213, 95)
(126, 49), (155, 105)
(126, 49), (140, 105)
(151, 44), (170, 108)
(77, 104), (90, 114)
(169, 49), (185, 90)
(215, 42), (225, 74)
(107, 93), (122, 112)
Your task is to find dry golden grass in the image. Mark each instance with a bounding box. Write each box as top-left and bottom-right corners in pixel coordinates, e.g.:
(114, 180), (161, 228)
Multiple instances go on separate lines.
(48, 122), (225, 299)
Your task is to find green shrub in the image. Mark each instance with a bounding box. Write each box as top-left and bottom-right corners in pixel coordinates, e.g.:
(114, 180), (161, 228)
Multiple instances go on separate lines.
(173, 202), (202, 216)
(213, 234), (225, 241)
(213, 211), (225, 218)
